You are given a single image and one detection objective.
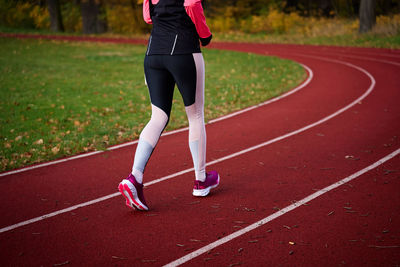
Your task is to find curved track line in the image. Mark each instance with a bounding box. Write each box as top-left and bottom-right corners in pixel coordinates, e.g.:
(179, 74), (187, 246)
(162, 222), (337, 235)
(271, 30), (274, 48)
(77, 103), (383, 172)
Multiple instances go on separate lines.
(297, 50), (400, 67)
(164, 148), (400, 267)
(0, 65), (312, 178)
(328, 49), (400, 59)
(0, 57), (376, 234)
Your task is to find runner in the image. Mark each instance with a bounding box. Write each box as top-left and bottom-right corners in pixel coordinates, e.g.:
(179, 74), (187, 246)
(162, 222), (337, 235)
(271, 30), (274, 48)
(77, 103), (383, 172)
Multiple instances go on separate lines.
(118, 0), (220, 211)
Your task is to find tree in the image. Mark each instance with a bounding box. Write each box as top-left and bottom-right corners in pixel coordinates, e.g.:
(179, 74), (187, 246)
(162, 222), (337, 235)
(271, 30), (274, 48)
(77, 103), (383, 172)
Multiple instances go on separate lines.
(81, 0), (107, 34)
(47, 0), (64, 32)
(359, 0), (376, 33)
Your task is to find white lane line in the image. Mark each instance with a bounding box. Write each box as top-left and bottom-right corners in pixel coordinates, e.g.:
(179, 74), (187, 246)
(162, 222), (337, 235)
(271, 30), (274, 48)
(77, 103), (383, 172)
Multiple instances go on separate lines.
(298, 50), (400, 67)
(0, 65), (312, 178)
(164, 148), (400, 267)
(329, 50), (400, 59)
(0, 57), (374, 234)
(334, 54), (400, 67)
(0, 193), (121, 234)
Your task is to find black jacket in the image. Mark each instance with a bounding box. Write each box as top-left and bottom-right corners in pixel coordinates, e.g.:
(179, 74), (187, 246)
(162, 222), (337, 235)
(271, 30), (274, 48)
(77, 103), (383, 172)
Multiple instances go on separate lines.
(146, 0), (201, 55)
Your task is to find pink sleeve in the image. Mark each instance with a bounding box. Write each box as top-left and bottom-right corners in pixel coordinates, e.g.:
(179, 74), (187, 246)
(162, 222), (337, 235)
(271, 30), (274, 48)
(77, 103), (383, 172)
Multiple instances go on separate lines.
(184, 0), (211, 38)
(143, 0), (152, 24)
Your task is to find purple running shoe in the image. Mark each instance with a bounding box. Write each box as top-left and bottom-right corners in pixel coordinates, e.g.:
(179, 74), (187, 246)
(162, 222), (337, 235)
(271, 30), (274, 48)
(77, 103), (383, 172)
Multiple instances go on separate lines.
(193, 171), (220, 197)
(118, 173), (148, 211)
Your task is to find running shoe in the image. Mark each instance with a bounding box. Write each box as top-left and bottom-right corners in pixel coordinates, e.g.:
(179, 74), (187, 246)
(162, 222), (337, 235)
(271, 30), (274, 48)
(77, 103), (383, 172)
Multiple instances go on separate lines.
(193, 171), (220, 197)
(118, 173), (148, 211)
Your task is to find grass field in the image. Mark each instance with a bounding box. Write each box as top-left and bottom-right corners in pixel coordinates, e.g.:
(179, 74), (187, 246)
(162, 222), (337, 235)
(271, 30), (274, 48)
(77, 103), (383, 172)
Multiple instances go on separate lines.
(0, 37), (306, 172)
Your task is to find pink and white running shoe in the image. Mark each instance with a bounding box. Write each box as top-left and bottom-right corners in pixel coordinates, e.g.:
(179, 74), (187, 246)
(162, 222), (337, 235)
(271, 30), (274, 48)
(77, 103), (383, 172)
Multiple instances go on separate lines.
(118, 174), (148, 211)
(193, 171), (220, 197)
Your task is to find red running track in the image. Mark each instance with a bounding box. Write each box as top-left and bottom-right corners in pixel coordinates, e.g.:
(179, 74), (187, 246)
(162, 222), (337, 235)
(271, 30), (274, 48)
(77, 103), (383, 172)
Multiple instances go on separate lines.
(0, 35), (399, 266)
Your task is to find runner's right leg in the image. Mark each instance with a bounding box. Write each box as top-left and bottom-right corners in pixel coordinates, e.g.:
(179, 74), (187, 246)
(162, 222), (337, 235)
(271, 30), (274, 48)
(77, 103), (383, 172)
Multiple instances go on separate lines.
(119, 55), (175, 210)
(132, 55), (175, 183)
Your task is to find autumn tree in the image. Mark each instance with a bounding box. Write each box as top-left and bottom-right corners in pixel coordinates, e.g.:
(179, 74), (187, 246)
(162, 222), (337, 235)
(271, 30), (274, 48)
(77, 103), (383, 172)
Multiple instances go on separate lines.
(359, 0), (376, 33)
(47, 0), (64, 32)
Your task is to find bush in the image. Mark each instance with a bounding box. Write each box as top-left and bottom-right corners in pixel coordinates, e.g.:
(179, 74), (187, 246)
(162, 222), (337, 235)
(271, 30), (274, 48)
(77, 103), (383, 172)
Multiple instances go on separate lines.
(106, 4), (149, 34)
(0, 1), (35, 28)
(29, 5), (50, 29)
(266, 8), (286, 33)
(373, 14), (400, 35)
(61, 2), (82, 32)
(0, 0), (49, 30)
(207, 8), (400, 38)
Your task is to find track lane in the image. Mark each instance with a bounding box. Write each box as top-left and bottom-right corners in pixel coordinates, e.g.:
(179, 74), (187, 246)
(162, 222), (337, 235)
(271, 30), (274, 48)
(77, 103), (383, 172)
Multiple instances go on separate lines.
(0, 38), (399, 266)
(179, 154), (400, 267)
(166, 44), (400, 266)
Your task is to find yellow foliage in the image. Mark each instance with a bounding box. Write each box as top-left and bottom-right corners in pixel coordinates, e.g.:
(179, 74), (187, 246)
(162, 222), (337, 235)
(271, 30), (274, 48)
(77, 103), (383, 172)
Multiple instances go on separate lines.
(6, 2), (35, 28)
(209, 8), (306, 34)
(107, 5), (135, 33)
(266, 8), (286, 33)
(239, 16), (266, 33)
(106, 4), (148, 34)
(299, 17), (356, 37)
(208, 7), (389, 38)
(208, 17), (236, 32)
(29, 6), (50, 29)
(374, 14), (400, 35)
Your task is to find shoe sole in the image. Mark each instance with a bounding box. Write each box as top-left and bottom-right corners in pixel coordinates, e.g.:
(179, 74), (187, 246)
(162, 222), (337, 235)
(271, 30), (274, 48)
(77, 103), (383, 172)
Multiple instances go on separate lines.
(118, 180), (148, 211)
(192, 175), (220, 197)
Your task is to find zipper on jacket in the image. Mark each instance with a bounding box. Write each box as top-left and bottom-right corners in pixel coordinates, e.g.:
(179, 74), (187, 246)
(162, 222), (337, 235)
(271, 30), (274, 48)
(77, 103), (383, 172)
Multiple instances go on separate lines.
(146, 35), (152, 55)
(170, 34), (178, 55)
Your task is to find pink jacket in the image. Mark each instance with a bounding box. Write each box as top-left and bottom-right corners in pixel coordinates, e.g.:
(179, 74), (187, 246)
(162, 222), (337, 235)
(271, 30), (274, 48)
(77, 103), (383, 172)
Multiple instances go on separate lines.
(143, 0), (212, 39)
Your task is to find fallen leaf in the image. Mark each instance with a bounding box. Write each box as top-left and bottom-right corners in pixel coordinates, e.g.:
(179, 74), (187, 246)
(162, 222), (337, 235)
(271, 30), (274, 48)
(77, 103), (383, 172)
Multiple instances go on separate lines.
(53, 261), (69, 266)
(34, 139), (44, 145)
(111, 256), (127, 260)
(244, 207), (255, 212)
(51, 146), (60, 154)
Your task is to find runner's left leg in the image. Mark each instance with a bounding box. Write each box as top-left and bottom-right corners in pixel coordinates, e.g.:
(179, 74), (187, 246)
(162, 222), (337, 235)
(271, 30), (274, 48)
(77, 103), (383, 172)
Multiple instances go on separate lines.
(165, 53), (207, 182)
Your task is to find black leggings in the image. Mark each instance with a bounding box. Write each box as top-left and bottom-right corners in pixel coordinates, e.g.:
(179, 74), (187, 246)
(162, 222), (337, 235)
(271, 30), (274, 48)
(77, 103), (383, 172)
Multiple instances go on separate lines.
(144, 54), (198, 116)
(132, 53), (207, 181)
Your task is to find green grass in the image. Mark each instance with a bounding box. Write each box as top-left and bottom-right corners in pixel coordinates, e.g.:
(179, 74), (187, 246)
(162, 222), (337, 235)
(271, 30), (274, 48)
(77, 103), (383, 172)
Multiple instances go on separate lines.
(214, 32), (400, 49)
(0, 37), (306, 172)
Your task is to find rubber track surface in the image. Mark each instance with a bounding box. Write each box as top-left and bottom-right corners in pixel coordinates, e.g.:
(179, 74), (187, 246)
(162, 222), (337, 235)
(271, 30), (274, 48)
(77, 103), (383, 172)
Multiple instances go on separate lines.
(0, 34), (399, 266)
